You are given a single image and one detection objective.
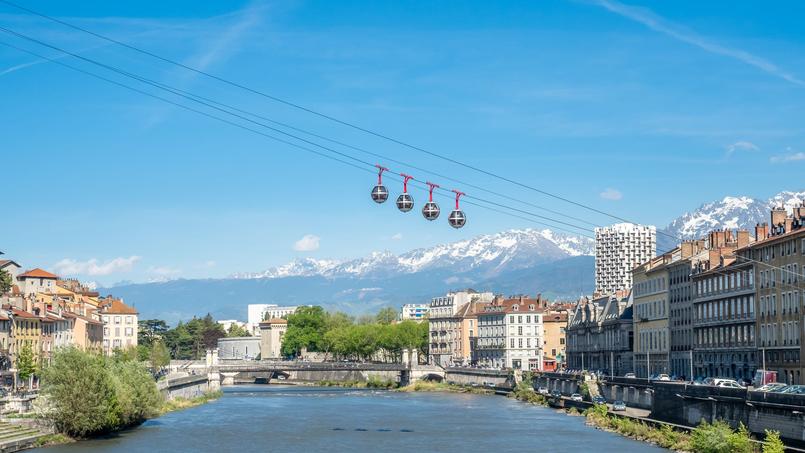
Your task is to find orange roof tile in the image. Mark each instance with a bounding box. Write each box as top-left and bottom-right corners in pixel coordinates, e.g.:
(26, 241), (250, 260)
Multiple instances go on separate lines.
(18, 268), (58, 279)
(11, 309), (38, 319)
(99, 299), (138, 315)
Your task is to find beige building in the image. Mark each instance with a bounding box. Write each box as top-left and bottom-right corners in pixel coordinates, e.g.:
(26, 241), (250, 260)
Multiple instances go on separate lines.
(259, 318), (287, 359)
(16, 268), (58, 296)
(632, 254), (671, 378)
(428, 289), (494, 367)
(747, 206), (805, 384)
(542, 312), (567, 366)
(99, 298), (138, 354)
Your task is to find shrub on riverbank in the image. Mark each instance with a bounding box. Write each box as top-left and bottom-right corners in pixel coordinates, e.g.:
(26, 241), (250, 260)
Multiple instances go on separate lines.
(584, 404), (691, 451)
(690, 420), (753, 453)
(39, 348), (161, 438)
(511, 379), (546, 405)
(763, 430), (785, 453)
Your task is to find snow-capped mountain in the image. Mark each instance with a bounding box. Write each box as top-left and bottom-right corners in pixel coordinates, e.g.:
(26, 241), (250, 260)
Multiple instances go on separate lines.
(663, 190), (805, 240)
(233, 229), (595, 281)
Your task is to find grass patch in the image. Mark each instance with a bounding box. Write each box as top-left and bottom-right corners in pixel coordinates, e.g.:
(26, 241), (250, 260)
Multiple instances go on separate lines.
(34, 433), (74, 448)
(317, 377), (398, 389)
(3, 413), (38, 419)
(396, 381), (493, 394)
(160, 390), (223, 415)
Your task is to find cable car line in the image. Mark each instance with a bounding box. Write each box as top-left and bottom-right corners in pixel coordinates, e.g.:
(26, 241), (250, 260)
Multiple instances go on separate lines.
(0, 0), (641, 224)
(3, 39), (800, 291)
(1, 19), (798, 286)
(0, 2), (599, 229)
(0, 38), (594, 238)
(5, 0), (801, 285)
(0, 25), (599, 235)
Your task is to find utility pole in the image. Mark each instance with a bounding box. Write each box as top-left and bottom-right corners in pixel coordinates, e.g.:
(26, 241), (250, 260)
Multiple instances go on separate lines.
(689, 349), (693, 382)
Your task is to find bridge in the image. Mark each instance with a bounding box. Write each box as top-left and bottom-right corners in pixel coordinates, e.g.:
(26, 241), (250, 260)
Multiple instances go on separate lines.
(202, 349), (445, 386)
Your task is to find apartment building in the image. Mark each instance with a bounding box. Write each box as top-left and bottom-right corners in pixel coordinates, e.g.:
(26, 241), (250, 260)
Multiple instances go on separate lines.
(632, 254), (671, 378)
(668, 240), (709, 379)
(100, 298), (138, 354)
(566, 292), (633, 375)
(476, 297), (544, 371)
(429, 289), (493, 366)
(746, 205), (805, 384)
(542, 312), (567, 370)
(595, 223), (656, 295)
(400, 303), (430, 321)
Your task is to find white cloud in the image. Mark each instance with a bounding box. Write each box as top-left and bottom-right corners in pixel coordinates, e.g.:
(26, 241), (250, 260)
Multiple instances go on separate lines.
(53, 256), (140, 277)
(391, 233), (403, 240)
(146, 266), (182, 282)
(590, 0), (805, 87)
(293, 234), (320, 252)
(726, 141), (759, 157)
(600, 188), (623, 201)
(770, 150), (805, 164)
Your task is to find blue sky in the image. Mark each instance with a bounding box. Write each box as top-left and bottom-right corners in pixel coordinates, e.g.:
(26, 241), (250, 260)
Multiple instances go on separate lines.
(1, 0), (804, 286)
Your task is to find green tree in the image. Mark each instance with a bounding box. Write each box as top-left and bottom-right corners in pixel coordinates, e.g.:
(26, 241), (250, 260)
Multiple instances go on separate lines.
(227, 323), (251, 337)
(0, 269), (12, 295)
(40, 348), (160, 437)
(281, 306), (327, 357)
(138, 319), (169, 348)
(375, 307), (398, 324)
(149, 339), (171, 371)
(763, 430), (785, 453)
(39, 348), (119, 437)
(17, 343), (37, 387)
(690, 420), (753, 453)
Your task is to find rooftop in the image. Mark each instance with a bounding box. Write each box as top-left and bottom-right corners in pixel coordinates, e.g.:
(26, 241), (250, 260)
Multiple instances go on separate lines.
(18, 268), (58, 279)
(99, 298), (138, 315)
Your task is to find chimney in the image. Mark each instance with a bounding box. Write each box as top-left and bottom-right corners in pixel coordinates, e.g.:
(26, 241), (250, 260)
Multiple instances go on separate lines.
(784, 217), (793, 234)
(736, 230), (750, 249)
(755, 223), (768, 241)
(681, 241), (694, 259)
(709, 249), (722, 268)
(771, 207), (787, 228)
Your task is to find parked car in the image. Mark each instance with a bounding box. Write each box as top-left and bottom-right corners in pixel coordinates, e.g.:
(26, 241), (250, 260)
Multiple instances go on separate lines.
(714, 379), (745, 389)
(624, 373), (636, 378)
(550, 390), (562, 398)
(755, 383), (786, 392)
(612, 400), (627, 411)
(657, 374), (671, 381)
(537, 386), (549, 395)
(570, 393), (583, 402)
(592, 396), (607, 405)
(776, 385), (805, 395)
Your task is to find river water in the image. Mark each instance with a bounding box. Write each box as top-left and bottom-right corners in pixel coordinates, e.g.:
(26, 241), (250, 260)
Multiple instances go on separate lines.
(37, 385), (662, 452)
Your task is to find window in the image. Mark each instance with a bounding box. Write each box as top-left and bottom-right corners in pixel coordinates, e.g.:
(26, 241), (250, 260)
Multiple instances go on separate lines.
(125, 327), (133, 336)
(114, 316), (121, 324)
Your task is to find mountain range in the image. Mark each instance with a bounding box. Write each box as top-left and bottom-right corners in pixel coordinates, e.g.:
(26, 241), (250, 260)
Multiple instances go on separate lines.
(103, 190), (804, 323)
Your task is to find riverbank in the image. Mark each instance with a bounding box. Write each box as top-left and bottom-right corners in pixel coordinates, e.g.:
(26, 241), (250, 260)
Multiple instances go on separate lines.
(396, 381), (494, 394)
(160, 390), (223, 415)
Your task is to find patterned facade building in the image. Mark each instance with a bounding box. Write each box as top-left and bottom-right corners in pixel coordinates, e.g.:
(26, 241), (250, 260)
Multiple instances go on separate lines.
(595, 223), (656, 295)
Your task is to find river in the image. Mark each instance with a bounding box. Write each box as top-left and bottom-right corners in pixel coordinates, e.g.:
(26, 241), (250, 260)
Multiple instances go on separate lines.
(36, 385), (662, 452)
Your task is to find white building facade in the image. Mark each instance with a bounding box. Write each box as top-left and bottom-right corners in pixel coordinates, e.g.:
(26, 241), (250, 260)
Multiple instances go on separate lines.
(595, 223), (657, 295)
(400, 303), (430, 321)
(247, 304), (300, 335)
(476, 298), (544, 371)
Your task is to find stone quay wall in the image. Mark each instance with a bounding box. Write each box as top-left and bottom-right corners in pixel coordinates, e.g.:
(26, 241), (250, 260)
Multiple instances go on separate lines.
(444, 368), (510, 387)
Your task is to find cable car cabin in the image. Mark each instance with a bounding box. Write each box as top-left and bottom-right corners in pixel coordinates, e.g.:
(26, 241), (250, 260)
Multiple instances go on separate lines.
(422, 201), (440, 220)
(448, 209), (466, 228)
(396, 193), (414, 212)
(371, 185), (388, 203)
